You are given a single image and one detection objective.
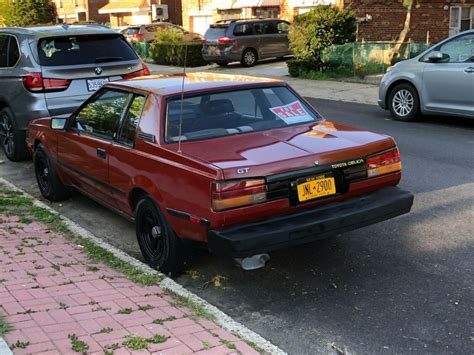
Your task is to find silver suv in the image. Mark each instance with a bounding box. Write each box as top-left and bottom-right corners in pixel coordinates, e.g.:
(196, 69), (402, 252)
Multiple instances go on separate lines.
(0, 25), (149, 161)
(379, 29), (474, 122)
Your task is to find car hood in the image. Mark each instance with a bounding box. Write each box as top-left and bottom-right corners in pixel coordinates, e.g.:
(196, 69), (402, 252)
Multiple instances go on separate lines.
(178, 121), (396, 179)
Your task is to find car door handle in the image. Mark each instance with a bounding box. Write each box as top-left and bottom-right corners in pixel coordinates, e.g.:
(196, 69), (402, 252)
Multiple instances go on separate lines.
(464, 67), (474, 73)
(97, 148), (106, 159)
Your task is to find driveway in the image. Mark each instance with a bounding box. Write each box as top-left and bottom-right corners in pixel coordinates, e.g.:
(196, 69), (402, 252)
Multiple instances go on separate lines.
(1, 100), (472, 354)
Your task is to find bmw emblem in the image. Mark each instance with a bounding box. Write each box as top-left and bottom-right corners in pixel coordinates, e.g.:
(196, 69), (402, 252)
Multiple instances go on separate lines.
(94, 67), (103, 75)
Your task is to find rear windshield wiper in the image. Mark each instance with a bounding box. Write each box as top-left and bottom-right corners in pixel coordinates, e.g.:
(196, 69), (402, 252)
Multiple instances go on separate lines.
(94, 56), (123, 63)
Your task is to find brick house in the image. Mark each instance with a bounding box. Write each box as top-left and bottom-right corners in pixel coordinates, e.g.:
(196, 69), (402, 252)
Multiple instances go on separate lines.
(344, 0), (474, 43)
(180, 0), (344, 35)
(99, 0), (182, 28)
(52, 0), (110, 23)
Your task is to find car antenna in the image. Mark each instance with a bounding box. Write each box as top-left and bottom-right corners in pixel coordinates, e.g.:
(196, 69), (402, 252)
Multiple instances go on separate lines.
(177, 45), (188, 154)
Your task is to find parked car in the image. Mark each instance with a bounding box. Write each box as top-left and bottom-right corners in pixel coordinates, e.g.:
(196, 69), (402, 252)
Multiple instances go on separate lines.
(123, 23), (203, 43)
(27, 73), (413, 273)
(202, 18), (292, 67)
(379, 29), (474, 121)
(0, 25), (150, 161)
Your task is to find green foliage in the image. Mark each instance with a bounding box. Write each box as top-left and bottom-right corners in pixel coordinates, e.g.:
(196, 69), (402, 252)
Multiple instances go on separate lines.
(0, 317), (12, 336)
(68, 334), (89, 354)
(150, 42), (207, 67)
(155, 29), (185, 43)
(1, 0), (55, 27)
(289, 5), (356, 66)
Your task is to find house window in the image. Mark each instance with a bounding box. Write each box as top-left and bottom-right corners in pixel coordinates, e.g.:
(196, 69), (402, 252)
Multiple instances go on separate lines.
(217, 9), (242, 21)
(253, 7), (280, 19)
(449, 6), (474, 36)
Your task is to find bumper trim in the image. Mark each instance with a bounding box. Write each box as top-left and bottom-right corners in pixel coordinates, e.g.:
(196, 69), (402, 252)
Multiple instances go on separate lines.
(208, 187), (413, 258)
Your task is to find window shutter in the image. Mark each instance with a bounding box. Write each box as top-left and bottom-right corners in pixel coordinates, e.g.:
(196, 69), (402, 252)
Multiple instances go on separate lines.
(449, 6), (460, 36)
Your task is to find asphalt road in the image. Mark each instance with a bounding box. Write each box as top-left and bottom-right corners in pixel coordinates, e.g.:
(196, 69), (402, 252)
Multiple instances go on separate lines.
(1, 99), (472, 354)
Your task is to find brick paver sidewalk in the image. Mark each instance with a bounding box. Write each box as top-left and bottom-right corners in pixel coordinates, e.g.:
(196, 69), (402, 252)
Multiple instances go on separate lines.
(0, 215), (258, 354)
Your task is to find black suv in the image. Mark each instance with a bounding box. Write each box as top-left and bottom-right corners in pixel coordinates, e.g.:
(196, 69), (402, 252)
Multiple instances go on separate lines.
(202, 19), (291, 67)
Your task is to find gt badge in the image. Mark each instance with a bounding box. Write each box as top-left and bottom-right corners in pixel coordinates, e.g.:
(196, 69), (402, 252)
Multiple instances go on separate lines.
(237, 168), (249, 174)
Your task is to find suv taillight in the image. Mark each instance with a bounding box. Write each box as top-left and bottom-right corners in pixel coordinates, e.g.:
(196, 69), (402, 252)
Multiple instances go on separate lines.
(212, 179), (266, 211)
(217, 37), (236, 44)
(122, 64), (151, 80)
(23, 73), (71, 93)
(132, 33), (144, 40)
(366, 148), (402, 178)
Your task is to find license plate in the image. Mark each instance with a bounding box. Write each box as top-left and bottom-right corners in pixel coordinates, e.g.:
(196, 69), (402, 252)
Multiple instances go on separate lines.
(87, 78), (109, 92)
(297, 175), (336, 202)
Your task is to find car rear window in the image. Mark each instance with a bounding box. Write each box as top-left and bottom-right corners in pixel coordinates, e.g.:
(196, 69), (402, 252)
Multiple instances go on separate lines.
(204, 27), (228, 40)
(125, 27), (140, 35)
(38, 35), (138, 66)
(165, 86), (321, 143)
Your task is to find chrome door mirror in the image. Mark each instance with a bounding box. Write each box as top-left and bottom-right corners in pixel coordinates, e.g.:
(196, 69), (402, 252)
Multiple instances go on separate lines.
(428, 51), (448, 62)
(50, 117), (67, 130)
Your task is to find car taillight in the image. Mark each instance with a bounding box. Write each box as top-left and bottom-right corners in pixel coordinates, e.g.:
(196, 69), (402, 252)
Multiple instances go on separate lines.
(122, 64), (151, 80)
(23, 73), (71, 93)
(132, 33), (144, 40)
(212, 179), (266, 211)
(217, 37), (236, 44)
(366, 148), (402, 178)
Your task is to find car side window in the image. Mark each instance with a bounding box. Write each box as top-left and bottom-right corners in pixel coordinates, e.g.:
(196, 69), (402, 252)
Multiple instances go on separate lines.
(118, 95), (146, 147)
(233, 24), (253, 36)
(8, 36), (20, 66)
(74, 90), (131, 141)
(427, 33), (474, 63)
(0, 35), (8, 67)
(276, 21), (289, 34)
(254, 22), (276, 35)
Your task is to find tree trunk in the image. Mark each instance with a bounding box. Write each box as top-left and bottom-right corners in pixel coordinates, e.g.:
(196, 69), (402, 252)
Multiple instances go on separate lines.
(391, 0), (414, 60)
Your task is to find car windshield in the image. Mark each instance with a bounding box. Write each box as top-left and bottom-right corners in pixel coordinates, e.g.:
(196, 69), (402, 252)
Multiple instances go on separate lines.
(37, 35), (138, 66)
(165, 86), (321, 142)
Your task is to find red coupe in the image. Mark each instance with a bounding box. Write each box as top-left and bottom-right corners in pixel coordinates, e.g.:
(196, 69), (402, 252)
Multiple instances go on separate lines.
(27, 73), (413, 273)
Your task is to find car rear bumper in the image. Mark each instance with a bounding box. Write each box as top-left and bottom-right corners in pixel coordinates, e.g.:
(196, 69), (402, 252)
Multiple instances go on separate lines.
(208, 187), (414, 258)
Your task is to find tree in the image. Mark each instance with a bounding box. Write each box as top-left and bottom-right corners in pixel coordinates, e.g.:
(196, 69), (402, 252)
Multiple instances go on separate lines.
(1, 0), (55, 27)
(288, 5), (356, 67)
(391, 0), (420, 60)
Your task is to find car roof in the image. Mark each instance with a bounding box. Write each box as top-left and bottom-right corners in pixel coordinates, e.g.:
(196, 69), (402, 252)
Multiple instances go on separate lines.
(107, 73), (285, 96)
(0, 25), (117, 38)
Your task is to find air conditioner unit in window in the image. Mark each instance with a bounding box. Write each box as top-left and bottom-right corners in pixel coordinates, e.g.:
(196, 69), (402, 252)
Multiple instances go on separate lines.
(152, 4), (169, 21)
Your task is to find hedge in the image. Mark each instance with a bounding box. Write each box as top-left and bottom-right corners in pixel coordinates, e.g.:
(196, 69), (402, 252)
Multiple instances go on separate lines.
(150, 43), (207, 67)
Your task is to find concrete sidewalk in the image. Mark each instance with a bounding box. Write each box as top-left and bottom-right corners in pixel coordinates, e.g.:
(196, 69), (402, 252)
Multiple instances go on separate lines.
(0, 215), (258, 354)
(146, 61), (379, 106)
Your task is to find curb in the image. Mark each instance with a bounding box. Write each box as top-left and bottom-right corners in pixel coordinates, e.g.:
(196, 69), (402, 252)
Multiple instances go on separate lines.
(0, 177), (286, 355)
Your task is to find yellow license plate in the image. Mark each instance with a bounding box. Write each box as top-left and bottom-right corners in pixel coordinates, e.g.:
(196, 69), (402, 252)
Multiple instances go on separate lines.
(297, 176), (336, 202)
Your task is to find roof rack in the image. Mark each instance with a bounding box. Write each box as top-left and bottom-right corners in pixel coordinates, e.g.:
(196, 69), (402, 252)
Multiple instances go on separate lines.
(214, 18), (267, 24)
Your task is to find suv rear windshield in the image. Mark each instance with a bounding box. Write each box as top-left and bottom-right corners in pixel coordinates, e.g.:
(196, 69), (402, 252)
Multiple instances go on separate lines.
(124, 27), (140, 35)
(204, 27), (228, 40)
(165, 86), (321, 143)
(38, 35), (138, 66)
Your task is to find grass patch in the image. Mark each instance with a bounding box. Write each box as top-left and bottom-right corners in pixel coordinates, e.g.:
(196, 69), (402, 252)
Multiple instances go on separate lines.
(98, 327), (113, 334)
(11, 340), (30, 349)
(0, 317), (12, 336)
(152, 316), (176, 325)
(138, 304), (154, 312)
(123, 334), (169, 350)
(148, 334), (168, 344)
(170, 293), (214, 320)
(221, 339), (236, 349)
(68, 333), (89, 354)
(117, 308), (134, 315)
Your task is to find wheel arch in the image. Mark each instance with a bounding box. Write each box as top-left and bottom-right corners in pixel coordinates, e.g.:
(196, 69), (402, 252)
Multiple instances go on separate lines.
(128, 177), (165, 214)
(385, 79), (420, 109)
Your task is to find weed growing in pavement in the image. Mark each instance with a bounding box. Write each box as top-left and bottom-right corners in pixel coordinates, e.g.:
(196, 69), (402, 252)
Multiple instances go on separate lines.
(117, 308), (134, 315)
(170, 293), (214, 320)
(68, 333), (89, 354)
(59, 302), (69, 310)
(86, 265), (99, 272)
(245, 339), (265, 353)
(138, 304), (154, 311)
(98, 327), (113, 334)
(0, 317), (12, 336)
(152, 316), (176, 325)
(221, 339), (236, 350)
(148, 334), (168, 344)
(122, 335), (149, 350)
(202, 341), (211, 350)
(11, 340), (30, 349)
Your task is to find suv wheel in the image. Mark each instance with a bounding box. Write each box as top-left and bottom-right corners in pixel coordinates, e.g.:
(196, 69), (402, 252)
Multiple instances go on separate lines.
(388, 83), (420, 122)
(241, 49), (257, 67)
(135, 196), (191, 275)
(0, 108), (29, 161)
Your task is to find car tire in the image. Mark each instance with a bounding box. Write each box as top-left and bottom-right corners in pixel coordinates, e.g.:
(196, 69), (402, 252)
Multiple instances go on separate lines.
(388, 83), (420, 122)
(241, 48), (257, 67)
(135, 196), (191, 274)
(33, 144), (70, 202)
(216, 61), (229, 67)
(0, 108), (30, 161)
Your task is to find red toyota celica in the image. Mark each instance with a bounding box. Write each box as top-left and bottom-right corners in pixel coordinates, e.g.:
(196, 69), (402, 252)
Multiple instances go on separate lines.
(27, 73), (413, 273)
